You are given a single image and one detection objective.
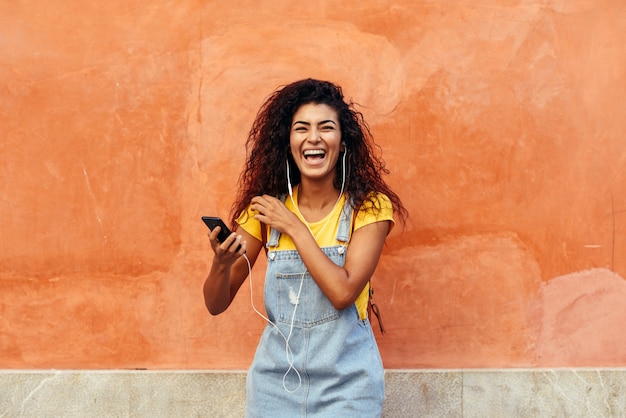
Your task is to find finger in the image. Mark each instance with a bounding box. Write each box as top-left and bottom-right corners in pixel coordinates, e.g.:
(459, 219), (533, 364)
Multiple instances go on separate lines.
(250, 195), (266, 205)
(250, 197), (261, 210)
(208, 227), (224, 251)
(250, 196), (268, 211)
(235, 237), (247, 255)
(221, 232), (244, 253)
(253, 211), (267, 223)
(261, 194), (281, 207)
(230, 235), (248, 256)
(208, 226), (222, 241)
(229, 234), (243, 253)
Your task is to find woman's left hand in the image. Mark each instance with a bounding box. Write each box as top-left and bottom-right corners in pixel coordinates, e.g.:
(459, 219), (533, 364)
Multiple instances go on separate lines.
(250, 194), (301, 235)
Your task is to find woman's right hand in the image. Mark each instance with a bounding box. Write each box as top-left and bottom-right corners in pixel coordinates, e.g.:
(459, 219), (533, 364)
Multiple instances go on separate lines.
(204, 224), (263, 315)
(208, 226), (246, 265)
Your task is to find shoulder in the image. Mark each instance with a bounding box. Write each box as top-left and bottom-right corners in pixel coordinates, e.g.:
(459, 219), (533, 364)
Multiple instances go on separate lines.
(353, 192), (395, 233)
(236, 205), (263, 241)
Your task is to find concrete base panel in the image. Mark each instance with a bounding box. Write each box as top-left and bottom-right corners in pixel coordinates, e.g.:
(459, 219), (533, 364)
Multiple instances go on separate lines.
(1, 369), (625, 417)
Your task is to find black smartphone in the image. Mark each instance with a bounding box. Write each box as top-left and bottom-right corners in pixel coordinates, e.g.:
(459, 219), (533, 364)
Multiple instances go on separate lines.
(202, 216), (242, 251)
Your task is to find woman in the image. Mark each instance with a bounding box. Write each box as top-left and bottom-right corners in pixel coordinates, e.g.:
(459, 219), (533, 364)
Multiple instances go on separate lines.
(203, 78), (406, 417)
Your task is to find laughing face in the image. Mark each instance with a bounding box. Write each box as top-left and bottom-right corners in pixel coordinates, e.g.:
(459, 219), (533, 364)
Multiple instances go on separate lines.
(289, 103), (343, 185)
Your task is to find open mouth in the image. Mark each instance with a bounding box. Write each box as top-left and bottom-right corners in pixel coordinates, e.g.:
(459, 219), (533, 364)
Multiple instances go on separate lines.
(303, 149), (326, 161)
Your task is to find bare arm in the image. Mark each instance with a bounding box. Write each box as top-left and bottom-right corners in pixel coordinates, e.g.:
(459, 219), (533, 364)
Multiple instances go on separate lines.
(202, 225), (263, 315)
(251, 195), (389, 310)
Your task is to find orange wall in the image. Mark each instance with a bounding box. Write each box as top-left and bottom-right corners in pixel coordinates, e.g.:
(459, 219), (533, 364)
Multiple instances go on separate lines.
(1, 1), (625, 369)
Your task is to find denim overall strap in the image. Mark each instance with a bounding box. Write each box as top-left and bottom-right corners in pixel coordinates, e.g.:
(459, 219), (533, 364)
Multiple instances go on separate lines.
(266, 226), (281, 248)
(265, 195), (286, 249)
(335, 198), (354, 244)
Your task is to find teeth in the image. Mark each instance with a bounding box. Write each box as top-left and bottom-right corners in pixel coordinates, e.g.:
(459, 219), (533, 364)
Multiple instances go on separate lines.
(304, 150), (325, 157)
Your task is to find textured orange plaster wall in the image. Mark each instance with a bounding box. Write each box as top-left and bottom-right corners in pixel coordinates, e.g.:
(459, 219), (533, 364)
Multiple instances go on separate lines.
(1, 1), (626, 369)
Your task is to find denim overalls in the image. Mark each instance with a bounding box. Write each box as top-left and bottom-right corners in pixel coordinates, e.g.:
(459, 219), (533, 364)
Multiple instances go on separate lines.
(246, 199), (384, 418)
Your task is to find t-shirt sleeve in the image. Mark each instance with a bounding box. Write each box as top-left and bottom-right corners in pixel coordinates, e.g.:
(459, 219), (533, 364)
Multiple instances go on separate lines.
(236, 205), (263, 241)
(353, 192), (395, 234)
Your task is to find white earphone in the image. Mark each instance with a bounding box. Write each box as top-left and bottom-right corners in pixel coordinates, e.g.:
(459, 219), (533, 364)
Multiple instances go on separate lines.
(246, 146), (348, 393)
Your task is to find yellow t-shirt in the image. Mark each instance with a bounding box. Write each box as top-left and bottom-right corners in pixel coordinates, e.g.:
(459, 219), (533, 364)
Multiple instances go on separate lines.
(238, 186), (394, 319)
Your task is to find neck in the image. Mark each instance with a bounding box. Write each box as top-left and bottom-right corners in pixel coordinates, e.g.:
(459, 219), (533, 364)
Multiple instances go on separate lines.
(296, 178), (341, 221)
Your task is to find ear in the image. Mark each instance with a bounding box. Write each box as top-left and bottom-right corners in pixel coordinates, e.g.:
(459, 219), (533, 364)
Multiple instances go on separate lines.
(341, 141), (346, 152)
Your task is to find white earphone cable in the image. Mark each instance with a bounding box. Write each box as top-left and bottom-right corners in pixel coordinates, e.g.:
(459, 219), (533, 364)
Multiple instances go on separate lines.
(247, 149), (348, 393)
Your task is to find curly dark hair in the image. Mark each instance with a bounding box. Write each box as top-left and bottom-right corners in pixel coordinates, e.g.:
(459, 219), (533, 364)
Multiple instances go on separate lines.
(230, 78), (407, 229)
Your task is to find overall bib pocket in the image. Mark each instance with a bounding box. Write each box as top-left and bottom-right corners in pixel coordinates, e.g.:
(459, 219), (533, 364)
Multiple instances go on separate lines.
(275, 271), (339, 327)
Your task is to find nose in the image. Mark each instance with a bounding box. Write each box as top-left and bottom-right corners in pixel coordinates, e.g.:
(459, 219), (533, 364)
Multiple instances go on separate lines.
(307, 127), (321, 143)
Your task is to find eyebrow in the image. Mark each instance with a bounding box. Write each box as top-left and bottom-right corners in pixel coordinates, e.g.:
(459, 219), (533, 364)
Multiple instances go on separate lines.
(292, 119), (338, 127)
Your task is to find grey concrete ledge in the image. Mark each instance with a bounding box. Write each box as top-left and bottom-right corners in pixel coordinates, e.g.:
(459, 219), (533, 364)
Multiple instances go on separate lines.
(1, 369), (625, 417)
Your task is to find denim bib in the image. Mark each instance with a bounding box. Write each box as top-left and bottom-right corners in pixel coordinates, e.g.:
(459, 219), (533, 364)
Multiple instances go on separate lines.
(245, 199), (384, 418)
